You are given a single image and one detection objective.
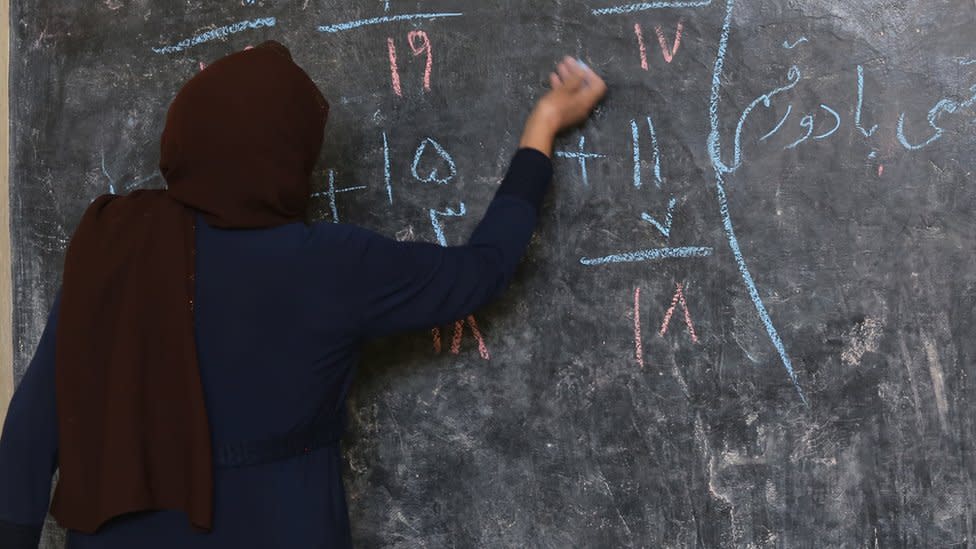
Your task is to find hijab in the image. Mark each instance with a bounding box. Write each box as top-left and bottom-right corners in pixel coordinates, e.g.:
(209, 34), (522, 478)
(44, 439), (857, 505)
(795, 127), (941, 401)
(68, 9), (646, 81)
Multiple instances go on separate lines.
(50, 40), (329, 534)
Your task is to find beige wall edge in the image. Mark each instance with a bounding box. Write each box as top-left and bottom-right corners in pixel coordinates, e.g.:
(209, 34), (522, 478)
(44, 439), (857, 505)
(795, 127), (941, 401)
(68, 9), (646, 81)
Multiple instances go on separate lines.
(0, 0), (12, 425)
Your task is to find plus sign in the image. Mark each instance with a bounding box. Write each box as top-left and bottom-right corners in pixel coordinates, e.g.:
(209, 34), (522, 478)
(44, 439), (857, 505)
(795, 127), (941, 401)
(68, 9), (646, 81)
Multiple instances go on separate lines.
(555, 135), (605, 187)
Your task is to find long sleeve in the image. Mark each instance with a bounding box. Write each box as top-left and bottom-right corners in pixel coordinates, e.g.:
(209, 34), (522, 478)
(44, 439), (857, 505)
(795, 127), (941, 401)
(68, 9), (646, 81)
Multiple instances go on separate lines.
(0, 290), (62, 548)
(328, 147), (553, 339)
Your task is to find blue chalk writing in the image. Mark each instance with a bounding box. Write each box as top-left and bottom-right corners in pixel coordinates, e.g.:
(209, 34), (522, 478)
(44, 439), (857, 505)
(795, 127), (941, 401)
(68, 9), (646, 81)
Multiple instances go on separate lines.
(813, 104), (841, 140)
(784, 114), (814, 149)
(383, 131), (392, 204)
(383, 0), (391, 12)
(555, 135), (605, 187)
(782, 37), (807, 49)
(411, 137), (457, 184)
(759, 104), (793, 141)
(317, 12), (463, 33)
(646, 116), (662, 187)
(897, 99), (958, 150)
(631, 120), (641, 188)
(711, 65), (801, 174)
(101, 152), (117, 194)
(958, 58), (976, 66)
(152, 17), (276, 54)
(708, 0), (807, 404)
(100, 152), (159, 194)
(961, 83), (976, 109)
(868, 150), (877, 159)
(314, 170), (366, 223)
(123, 171), (161, 193)
(641, 197), (678, 239)
(855, 65), (878, 137)
(429, 203), (466, 246)
(630, 117), (662, 188)
(580, 246), (712, 266)
(591, 1), (712, 15)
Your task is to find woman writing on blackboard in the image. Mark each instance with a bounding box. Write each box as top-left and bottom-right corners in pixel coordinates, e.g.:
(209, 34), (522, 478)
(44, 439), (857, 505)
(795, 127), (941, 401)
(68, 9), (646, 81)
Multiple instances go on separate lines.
(0, 41), (605, 548)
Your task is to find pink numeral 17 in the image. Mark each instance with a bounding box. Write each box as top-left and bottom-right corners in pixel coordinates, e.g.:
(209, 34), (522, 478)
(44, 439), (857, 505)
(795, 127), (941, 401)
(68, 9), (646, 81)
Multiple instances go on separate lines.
(387, 30), (433, 97)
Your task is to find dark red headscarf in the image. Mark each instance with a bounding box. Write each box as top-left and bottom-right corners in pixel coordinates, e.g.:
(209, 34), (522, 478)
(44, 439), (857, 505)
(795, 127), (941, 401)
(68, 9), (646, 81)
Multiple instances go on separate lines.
(50, 41), (328, 534)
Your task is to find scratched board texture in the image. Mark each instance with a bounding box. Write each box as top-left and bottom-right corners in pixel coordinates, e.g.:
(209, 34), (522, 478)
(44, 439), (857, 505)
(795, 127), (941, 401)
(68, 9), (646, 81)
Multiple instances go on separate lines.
(9, 0), (976, 547)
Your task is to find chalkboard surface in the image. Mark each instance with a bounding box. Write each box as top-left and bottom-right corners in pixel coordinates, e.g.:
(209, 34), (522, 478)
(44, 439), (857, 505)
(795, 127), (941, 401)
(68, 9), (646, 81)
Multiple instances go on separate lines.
(9, 1), (976, 547)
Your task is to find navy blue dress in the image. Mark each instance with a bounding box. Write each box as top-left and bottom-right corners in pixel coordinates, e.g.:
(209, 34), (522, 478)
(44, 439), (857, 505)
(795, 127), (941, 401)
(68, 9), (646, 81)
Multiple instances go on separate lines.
(0, 148), (552, 548)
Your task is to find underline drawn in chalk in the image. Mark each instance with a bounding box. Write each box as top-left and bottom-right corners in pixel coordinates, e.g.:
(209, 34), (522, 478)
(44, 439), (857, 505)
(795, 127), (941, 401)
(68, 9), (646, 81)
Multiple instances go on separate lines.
(556, 135), (606, 187)
(579, 247), (713, 265)
(591, 1), (712, 16)
(782, 37), (807, 49)
(151, 17), (276, 54)
(707, 0), (808, 405)
(317, 12), (463, 33)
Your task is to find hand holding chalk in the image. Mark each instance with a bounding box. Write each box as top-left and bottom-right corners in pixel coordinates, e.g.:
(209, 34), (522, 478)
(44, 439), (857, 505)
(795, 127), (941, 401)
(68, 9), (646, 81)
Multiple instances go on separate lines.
(519, 56), (608, 157)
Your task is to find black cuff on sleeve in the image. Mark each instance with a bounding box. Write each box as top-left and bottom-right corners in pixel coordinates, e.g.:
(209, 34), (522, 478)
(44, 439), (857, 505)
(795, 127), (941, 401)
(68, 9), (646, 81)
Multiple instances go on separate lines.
(495, 147), (554, 214)
(0, 519), (42, 549)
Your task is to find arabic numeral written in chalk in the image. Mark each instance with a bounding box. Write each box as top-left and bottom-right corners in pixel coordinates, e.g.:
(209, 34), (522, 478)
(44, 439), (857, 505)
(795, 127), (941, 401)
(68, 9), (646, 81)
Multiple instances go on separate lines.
(387, 30), (433, 96)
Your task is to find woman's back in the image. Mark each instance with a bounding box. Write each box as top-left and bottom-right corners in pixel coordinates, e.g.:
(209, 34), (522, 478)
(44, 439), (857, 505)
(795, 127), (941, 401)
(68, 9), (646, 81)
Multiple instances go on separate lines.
(0, 47), (605, 548)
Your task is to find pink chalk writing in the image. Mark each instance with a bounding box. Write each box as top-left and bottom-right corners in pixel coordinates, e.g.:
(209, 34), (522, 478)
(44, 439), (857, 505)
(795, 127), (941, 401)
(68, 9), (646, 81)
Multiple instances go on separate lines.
(407, 30), (433, 92)
(432, 316), (490, 360)
(387, 37), (403, 96)
(432, 327), (442, 353)
(654, 19), (684, 64)
(634, 23), (649, 71)
(659, 282), (699, 343)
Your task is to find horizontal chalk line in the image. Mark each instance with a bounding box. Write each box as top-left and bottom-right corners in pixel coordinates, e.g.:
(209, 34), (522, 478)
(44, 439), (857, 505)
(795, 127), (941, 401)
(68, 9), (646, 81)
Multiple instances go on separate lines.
(152, 17), (276, 54)
(580, 246), (713, 265)
(592, 1), (712, 16)
(317, 13), (463, 33)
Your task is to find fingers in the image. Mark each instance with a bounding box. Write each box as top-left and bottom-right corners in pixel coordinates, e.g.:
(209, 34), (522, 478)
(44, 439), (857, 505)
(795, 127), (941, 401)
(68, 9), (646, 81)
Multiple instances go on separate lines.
(549, 72), (562, 89)
(556, 58), (574, 85)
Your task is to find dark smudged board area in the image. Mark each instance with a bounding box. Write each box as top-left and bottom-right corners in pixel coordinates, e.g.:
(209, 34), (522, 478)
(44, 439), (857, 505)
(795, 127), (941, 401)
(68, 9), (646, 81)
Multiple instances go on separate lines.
(9, 1), (976, 547)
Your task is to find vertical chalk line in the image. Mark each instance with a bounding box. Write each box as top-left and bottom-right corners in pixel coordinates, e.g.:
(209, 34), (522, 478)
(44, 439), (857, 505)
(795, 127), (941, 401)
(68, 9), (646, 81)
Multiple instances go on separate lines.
(634, 288), (645, 367)
(706, 0), (808, 404)
(387, 37), (402, 96)
(634, 23), (649, 71)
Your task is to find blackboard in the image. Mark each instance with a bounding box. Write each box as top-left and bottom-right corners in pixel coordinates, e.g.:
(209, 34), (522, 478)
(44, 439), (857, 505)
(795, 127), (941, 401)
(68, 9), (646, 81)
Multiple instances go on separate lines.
(9, 0), (976, 547)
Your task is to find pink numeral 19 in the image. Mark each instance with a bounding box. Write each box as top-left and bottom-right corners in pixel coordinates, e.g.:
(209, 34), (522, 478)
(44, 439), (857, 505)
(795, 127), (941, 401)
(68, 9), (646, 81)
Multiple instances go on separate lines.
(387, 30), (433, 97)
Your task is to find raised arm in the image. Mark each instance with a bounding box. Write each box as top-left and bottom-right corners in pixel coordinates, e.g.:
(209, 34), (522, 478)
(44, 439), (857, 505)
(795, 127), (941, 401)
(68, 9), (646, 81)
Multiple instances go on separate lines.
(0, 290), (61, 549)
(331, 57), (606, 338)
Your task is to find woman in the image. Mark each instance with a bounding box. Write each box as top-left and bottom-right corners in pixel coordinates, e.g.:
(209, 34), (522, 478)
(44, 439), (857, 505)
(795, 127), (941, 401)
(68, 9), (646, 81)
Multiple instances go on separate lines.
(0, 41), (606, 548)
